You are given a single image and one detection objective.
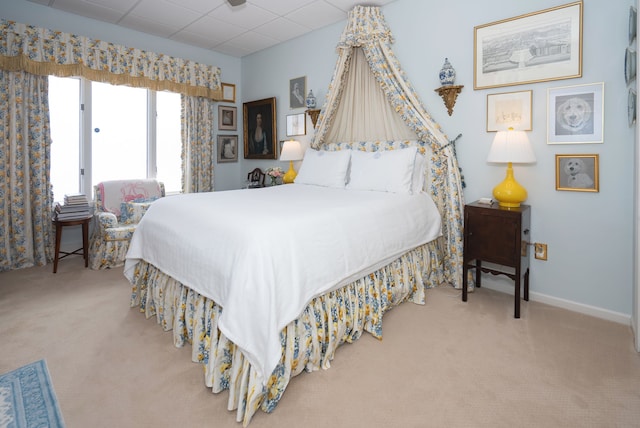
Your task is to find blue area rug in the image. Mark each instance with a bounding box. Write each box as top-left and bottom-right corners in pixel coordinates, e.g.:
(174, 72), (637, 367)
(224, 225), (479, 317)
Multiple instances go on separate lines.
(0, 360), (65, 428)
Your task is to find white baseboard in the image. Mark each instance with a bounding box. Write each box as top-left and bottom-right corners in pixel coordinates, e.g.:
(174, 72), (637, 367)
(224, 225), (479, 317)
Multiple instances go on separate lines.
(479, 280), (631, 326)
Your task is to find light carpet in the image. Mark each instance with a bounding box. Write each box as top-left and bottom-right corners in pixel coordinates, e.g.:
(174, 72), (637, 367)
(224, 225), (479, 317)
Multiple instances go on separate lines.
(0, 359), (65, 428)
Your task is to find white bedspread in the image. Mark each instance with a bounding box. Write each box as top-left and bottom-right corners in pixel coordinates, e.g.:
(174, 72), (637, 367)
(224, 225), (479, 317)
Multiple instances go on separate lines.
(124, 184), (441, 385)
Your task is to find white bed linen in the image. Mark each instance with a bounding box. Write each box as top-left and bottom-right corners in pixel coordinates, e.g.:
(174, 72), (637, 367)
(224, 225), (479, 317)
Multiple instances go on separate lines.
(124, 184), (441, 386)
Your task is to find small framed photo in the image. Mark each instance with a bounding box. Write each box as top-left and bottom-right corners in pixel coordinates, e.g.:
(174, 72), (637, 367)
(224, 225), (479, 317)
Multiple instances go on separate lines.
(221, 83), (236, 103)
(286, 113), (306, 136)
(547, 82), (604, 144)
(486, 90), (532, 132)
(218, 105), (237, 131)
(217, 135), (238, 163)
(555, 154), (599, 192)
(289, 76), (306, 109)
(243, 97), (277, 159)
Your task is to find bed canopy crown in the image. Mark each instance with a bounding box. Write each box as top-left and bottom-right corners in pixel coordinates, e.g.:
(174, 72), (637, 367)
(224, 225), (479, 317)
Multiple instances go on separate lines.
(313, 5), (466, 289)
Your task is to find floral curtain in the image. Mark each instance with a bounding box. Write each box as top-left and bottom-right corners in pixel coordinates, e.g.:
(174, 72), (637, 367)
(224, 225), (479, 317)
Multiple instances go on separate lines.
(0, 70), (53, 271)
(311, 6), (466, 289)
(0, 19), (222, 100)
(181, 95), (215, 193)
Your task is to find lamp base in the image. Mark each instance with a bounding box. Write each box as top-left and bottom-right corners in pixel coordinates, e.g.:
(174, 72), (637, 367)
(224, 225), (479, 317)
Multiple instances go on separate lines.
(283, 160), (297, 184)
(492, 162), (527, 208)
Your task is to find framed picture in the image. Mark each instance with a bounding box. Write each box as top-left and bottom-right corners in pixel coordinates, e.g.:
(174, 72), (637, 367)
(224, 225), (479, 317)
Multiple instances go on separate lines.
(555, 154), (599, 192)
(289, 76), (306, 109)
(218, 105), (237, 131)
(217, 135), (238, 163)
(547, 82), (604, 144)
(243, 97), (277, 159)
(286, 113), (306, 136)
(486, 90), (532, 132)
(221, 83), (236, 103)
(474, 1), (582, 90)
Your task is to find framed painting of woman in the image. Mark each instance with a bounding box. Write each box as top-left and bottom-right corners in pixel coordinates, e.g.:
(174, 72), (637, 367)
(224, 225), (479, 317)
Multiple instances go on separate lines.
(243, 97), (277, 159)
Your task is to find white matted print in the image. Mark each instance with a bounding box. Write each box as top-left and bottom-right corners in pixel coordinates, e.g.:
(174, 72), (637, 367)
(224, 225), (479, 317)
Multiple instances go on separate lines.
(547, 82), (604, 144)
(486, 90), (532, 132)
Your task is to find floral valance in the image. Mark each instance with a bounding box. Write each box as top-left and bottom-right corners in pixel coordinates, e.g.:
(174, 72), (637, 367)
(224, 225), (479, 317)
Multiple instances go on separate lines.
(336, 6), (393, 50)
(0, 19), (222, 100)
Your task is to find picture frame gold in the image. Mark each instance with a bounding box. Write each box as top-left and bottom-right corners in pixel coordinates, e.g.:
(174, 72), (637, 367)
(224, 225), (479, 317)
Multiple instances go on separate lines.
(474, 1), (583, 90)
(243, 97), (277, 159)
(486, 90), (532, 132)
(217, 135), (238, 163)
(555, 154), (599, 192)
(218, 105), (237, 131)
(221, 82), (236, 103)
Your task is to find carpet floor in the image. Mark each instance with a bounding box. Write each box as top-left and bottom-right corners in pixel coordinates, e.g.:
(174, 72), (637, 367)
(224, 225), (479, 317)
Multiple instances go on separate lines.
(1, 260), (640, 427)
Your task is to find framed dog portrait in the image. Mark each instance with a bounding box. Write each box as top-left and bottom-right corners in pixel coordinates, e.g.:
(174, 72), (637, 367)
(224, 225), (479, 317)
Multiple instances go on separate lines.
(218, 105), (237, 131)
(217, 135), (238, 163)
(243, 97), (277, 159)
(555, 154), (599, 192)
(547, 82), (604, 144)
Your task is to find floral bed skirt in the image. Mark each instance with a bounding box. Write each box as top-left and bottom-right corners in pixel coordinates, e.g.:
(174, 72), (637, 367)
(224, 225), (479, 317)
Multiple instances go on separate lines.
(129, 238), (444, 426)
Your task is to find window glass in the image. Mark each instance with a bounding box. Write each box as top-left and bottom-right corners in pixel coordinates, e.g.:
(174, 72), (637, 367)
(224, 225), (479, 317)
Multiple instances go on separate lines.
(48, 76), (80, 201)
(91, 81), (147, 185)
(156, 91), (182, 193)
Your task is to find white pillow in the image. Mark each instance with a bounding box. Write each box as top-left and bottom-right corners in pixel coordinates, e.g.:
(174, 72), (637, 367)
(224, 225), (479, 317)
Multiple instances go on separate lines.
(412, 152), (426, 194)
(346, 147), (417, 194)
(294, 149), (351, 188)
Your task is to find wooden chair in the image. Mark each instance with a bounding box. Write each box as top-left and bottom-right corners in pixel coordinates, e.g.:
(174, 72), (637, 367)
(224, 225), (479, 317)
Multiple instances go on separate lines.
(247, 168), (266, 188)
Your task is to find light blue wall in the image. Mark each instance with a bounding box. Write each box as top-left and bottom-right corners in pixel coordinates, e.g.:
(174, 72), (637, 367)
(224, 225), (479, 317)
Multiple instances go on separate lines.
(1, 0), (635, 317)
(242, 0), (635, 317)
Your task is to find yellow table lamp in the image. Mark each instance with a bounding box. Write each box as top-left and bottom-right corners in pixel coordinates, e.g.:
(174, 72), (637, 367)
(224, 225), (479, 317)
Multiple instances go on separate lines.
(280, 140), (303, 184)
(486, 128), (536, 208)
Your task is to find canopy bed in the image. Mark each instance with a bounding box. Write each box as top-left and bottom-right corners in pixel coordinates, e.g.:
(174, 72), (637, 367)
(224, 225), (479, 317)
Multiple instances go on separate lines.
(124, 6), (465, 426)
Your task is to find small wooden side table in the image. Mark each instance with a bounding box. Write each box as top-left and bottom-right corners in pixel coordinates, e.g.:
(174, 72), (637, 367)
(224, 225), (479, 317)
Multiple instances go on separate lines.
(462, 201), (531, 318)
(52, 215), (92, 273)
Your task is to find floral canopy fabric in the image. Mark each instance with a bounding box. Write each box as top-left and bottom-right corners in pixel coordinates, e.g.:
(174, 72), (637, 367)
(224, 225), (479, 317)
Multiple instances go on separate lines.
(312, 6), (466, 289)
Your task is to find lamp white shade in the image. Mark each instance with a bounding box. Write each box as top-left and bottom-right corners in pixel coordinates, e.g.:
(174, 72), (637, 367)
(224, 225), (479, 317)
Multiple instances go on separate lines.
(486, 129), (536, 164)
(280, 140), (303, 161)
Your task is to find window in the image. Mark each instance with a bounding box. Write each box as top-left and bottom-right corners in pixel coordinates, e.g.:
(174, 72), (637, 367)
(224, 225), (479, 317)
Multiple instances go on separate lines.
(48, 76), (182, 201)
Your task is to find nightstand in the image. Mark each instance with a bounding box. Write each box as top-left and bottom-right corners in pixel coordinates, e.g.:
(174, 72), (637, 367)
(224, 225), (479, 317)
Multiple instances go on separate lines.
(462, 201), (531, 318)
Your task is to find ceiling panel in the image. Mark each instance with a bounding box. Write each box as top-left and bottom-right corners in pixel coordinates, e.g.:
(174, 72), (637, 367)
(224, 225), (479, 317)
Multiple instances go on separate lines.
(25, 0), (398, 57)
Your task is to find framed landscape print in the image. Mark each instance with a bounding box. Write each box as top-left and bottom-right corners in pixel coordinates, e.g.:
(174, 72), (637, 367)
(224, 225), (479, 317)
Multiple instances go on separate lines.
(217, 135), (238, 163)
(474, 1), (582, 90)
(243, 97), (277, 159)
(547, 82), (604, 144)
(555, 154), (599, 192)
(218, 105), (237, 131)
(486, 90), (532, 131)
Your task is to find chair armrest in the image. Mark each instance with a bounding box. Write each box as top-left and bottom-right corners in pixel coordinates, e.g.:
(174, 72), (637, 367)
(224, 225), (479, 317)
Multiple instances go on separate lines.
(96, 212), (118, 229)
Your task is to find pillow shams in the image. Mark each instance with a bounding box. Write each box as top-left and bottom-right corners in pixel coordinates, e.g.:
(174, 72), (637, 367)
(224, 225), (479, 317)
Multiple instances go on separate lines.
(346, 147), (418, 194)
(412, 152), (426, 194)
(294, 149), (351, 188)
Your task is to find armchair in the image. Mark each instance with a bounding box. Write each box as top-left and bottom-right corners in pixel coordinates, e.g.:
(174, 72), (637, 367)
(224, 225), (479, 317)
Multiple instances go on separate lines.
(89, 179), (165, 269)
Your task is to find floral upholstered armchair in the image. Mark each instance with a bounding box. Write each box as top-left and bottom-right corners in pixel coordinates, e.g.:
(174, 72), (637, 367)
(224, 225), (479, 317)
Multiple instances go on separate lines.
(89, 179), (165, 269)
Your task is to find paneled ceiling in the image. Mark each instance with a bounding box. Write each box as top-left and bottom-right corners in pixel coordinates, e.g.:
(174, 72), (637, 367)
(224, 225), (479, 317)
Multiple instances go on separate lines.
(26, 0), (396, 57)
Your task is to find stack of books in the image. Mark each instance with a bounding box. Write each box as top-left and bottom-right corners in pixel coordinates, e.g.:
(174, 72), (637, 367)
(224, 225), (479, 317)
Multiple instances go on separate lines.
(54, 193), (91, 220)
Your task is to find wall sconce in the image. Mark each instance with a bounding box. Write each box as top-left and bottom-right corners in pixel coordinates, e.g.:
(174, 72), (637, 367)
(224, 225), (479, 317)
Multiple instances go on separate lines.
(434, 58), (463, 116)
